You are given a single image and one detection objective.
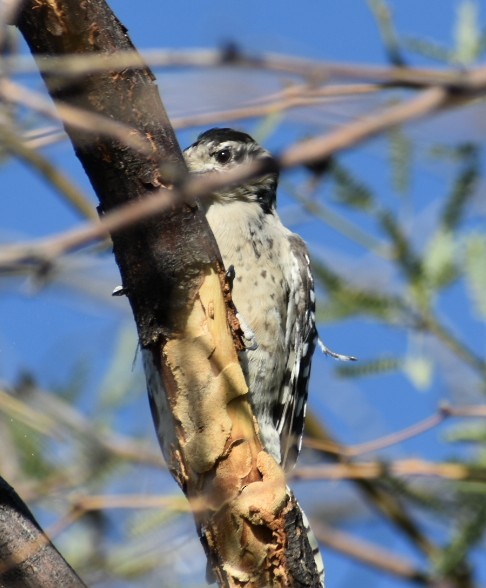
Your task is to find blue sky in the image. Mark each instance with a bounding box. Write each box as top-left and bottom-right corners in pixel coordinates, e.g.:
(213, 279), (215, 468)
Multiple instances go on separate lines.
(2, 1), (486, 587)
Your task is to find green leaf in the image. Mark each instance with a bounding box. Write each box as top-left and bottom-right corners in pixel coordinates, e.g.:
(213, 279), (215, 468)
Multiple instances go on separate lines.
(367, 0), (405, 65)
(463, 233), (486, 319)
(434, 496), (486, 575)
(422, 229), (457, 290)
(388, 127), (412, 195)
(9, 421), (54, 479)
(403, 355), (434, 391)
(379, 210), (421, 279)
(441, 144), (479, 231)
(252, 111), (283, 144)
(329, 161), (375, 211)
(336, 356), (401, 378)
(314, 261), (406, 322)
(453, 0), (481, 65)
(402, 37), (452, 64)
(445, 422), (486, 444)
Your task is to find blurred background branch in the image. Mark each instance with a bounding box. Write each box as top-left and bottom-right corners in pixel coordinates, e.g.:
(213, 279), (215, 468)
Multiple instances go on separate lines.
(0, 0), (485, 586)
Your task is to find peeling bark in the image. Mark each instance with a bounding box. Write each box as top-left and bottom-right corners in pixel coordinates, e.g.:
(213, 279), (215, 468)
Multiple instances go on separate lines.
(16, 0), (322, 585)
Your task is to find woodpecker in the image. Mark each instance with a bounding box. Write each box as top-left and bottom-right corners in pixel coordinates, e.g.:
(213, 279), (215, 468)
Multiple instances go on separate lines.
(140, 128), (339, 585)
(182, 128), (328, 584)
(184, 127), (317, 472)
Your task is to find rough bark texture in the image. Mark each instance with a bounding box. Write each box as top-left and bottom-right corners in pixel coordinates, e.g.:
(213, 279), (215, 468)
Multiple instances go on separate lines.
(16, 1), (321, 585)
(16, 0), (209, 344)
(0, 477), (86, 588)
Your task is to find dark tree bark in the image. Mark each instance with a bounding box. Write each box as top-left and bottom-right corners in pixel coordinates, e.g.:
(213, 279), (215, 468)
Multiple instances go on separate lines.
(16, 0), (212, 344)
(0, 476), (85, 588)
(13, 1), (322, 585)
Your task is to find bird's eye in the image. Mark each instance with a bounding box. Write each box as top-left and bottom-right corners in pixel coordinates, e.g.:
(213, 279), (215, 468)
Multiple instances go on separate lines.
(214, 149), (231, 164)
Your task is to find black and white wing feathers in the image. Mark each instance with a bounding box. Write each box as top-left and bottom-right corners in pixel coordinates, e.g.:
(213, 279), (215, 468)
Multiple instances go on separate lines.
(274, 234), (317, 471)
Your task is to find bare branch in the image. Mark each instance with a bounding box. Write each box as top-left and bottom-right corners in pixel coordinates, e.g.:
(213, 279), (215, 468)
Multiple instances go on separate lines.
(305, 403), (486, 457)
(305, 414), (438, 559)
(4, 47), (486, 90)
(0, 476), (86, 587)
(0, 121), (97, 220)
(313, 522), (429, 584)
(294, 459), (486, 482)
(0, 80), (477, 275)
(0, 79), (151, 155)
(281, 87), (447, 167)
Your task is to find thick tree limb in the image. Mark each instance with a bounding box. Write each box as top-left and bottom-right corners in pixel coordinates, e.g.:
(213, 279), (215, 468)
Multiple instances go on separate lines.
(15, 0), (321, 585)
(0, 476), (85, 587)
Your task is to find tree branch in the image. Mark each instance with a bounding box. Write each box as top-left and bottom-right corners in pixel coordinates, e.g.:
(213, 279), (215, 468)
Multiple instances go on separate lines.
(312, 522), (429, 585)
(0, 476), (86, 587)
(5, 47), (486, 90)
(15, 0), (320, 585)
(294, 459), (486, 483)
(305, 403), (486, 458)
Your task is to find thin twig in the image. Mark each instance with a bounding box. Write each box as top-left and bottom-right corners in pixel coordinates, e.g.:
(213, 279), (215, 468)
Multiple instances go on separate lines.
(46, 493), (194, 540)
(169, 83), (383, 129)
(305, 413), (439, 559)
(281, 87), (447, 167)
(0, 85), (475, 270)
(294, 459), (486, 482)
(288, 186), (389, 258)
(70, 493), (191, 511)
(305, 403), (486, 457)
(2, 48), (484, 89)
(0, 79), (150, 155)
(312, 521), (429, 584)
(420, 314), (486, 376)
(17, 82), (382, 150)
(0, 122), (97, 220)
